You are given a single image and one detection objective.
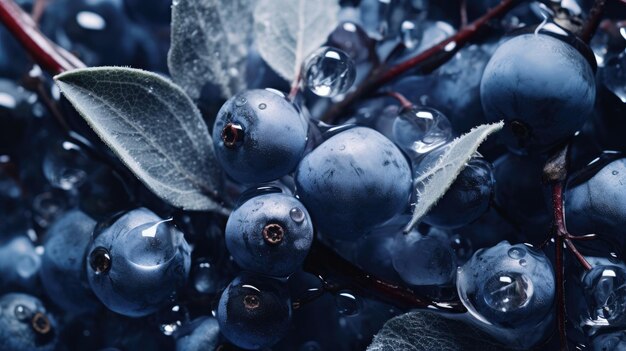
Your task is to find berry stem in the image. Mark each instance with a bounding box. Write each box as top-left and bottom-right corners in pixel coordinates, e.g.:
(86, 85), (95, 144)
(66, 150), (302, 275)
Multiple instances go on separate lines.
(303, 240), (467, 312)
(387, 91), (413, 109)
(580, 0), (607, 43)
(460, 0), (468, 27)
(320, 0), (522, 123)
(288, 69), (302, 101)
(0, 0), (84, 74)
(551, 182), (568, 351)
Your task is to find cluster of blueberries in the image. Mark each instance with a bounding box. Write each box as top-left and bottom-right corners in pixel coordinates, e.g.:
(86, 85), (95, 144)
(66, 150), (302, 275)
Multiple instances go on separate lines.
(0, 0), (625, 350)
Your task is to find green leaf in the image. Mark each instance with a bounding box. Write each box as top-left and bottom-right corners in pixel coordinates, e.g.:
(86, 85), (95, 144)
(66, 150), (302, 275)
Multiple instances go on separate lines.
(405, 122), (504, 233)
(55, 67), (224, 212)
(368, 312), (512, 351)
(168, 0), (254, 100)
(253, 0), (340, 81)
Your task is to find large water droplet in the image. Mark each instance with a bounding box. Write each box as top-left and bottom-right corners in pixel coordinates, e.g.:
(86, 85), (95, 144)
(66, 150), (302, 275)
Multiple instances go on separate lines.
(42, 141), (94, 190)
(392, 106), (452, 158)
(583, 265), (626, 326)
(290, 207), (305, 223)
(483, 272), (533, 312)
(304, 47), (356, 98)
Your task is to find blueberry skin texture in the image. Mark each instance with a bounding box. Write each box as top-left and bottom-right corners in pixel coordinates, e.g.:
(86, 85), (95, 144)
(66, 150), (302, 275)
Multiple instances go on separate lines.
(565, 159), (626, 245)
(423, 157), (495, 229)
(457, 241), (555, 329)
(392, 231), (457, 286)
(295, 127), (412, 240)
(175, 317), (220, 351)
(592, 331), (626, 351)
(40, 209), (99, 314)
(225, 193), (313, 277)
(212, 89), (307, 184)
(0, 293), (58, 351)
(480, 34), (596, 153)
(0, 235), (41, 294)
(86, 208), (191, 317)
(217, 274), (291, 350)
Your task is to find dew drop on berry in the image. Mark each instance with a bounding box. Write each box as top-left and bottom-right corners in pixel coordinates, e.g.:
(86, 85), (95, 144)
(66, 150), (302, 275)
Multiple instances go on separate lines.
(258, 103), (267, 110)
(507, 247), (526, 259)
(483, 272), (533, 312)
(14, 304), (31, 321)
(289, 207), (305, 223)
(335, 291), (361, 316)
(304, 46), (356, 97)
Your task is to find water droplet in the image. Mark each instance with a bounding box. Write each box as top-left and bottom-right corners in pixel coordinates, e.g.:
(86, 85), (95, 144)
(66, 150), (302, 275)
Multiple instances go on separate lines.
(401, 20), (419, 49)
(32, 192), (67, 229)
(16, 254), (39, 279)
(42, 141), (93, 190)
(601, 52), (626, 103)
(89, 247), (111, 274)
(483, 272), (533, 312)
(613, 170), (619, 175)
(159, 316), (181, 336)
(519, 259), (527, 266)
(335, 291), (361, 316)
(235, 97), (247, 107)
(258, 103), (267, 110)
(392, 106), (452, 158)
(289, 207), (305, 223)
(304, 46), (356, 97)
(14, 304), (31, 321)
(192, 260), (219, 294)
(507, 247), (527, 259)
(583, 265), (626, 326)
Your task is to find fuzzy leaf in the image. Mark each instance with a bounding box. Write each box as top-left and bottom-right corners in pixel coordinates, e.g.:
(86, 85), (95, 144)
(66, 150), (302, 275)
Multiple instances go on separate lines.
(368, 312), (512, 351)
(253, 0), (340, 81)
(168, 0), (254, 99)
(55, 67), (224, 212)
(405, 122), (504, 233)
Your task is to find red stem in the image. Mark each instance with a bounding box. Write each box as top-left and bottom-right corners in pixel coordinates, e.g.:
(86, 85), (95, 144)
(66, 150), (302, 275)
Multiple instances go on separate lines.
(387, 91), (413, 109)
(552, 182), (568, 351)
(0, 0), (84, 74)
(375, 0), (520, 85)
(580, 0), (607, 43)
(460, 0), (468, 27)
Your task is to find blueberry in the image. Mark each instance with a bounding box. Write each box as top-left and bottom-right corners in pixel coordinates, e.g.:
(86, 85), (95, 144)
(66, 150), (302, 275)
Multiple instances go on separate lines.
(457, 241), (555, 329)
(0, 235), (41, 294)
(295, 127), (411, 240)
(40, 209), (100, 314)
(225, 193), (313, 277)
(493, 152), (552, 240)
(43, 0), (142, 67)
(0, 293), (57, 351)
(213, 89), (308, 184)
(423, 157), (495, 229)
(592, 331), (626, 351)
(123, 0), (171, 26)
(217, 273), (291, 350)
(174, 317), (220, 351)
(0, 79), (38, 156)
(392, 229), (457, 286)
(86, 208), (191, 317)
(481, 33), (596, 153)
(565, 158), (626, 245)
